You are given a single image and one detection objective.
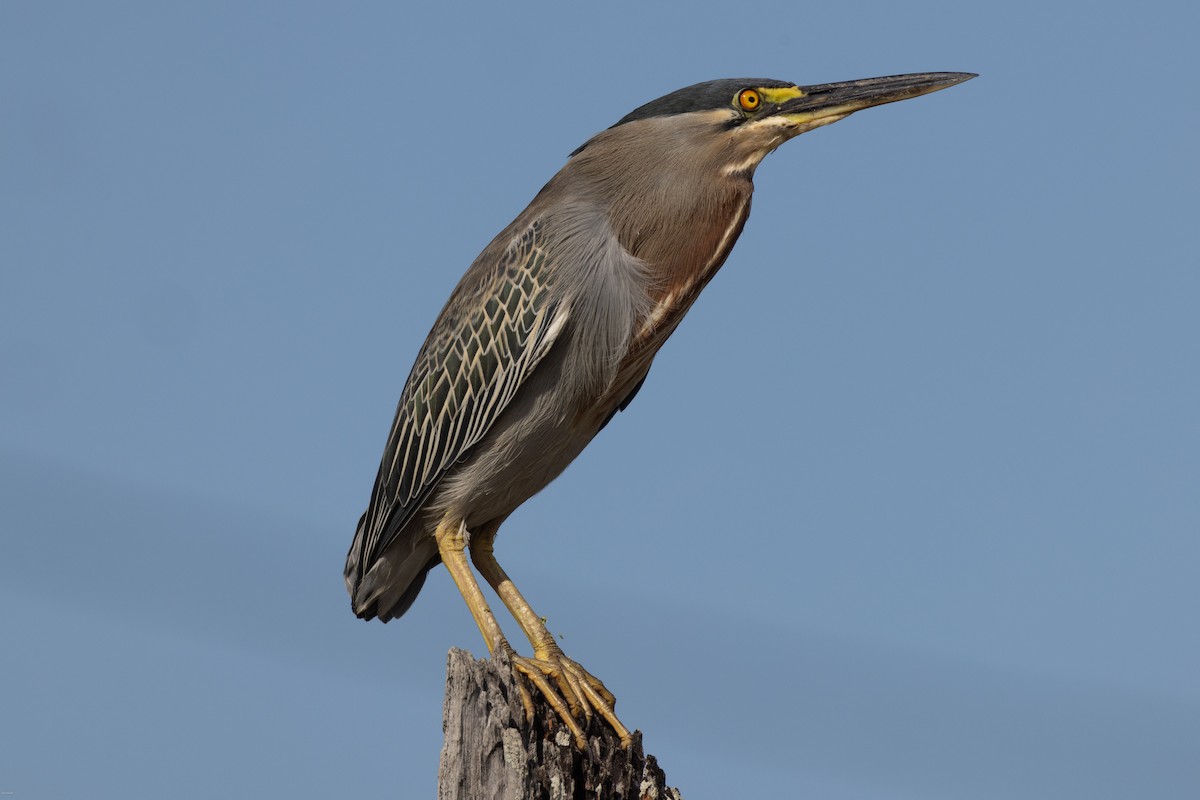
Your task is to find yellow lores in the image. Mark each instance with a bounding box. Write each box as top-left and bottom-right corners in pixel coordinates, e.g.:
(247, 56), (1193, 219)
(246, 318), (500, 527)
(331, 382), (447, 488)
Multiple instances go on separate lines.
(757, 85), (805, 105)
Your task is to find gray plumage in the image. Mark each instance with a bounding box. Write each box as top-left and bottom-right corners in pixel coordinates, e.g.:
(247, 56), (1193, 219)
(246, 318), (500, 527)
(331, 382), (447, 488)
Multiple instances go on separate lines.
(346, 170), (658, 621)
(345, 73), (976, 625)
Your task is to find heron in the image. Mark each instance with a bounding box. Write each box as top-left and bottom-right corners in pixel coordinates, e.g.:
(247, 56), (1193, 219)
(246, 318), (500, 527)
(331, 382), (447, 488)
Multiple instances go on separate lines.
(346, 71), (975, 748)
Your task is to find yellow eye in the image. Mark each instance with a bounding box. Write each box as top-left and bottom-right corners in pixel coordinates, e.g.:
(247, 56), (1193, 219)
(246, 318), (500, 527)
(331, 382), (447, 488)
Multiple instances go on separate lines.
(737, 89), (761, 112)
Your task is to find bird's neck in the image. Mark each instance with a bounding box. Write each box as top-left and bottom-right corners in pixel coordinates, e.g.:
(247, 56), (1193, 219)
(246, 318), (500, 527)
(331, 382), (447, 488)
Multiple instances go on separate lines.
(562, 143), (754, 356)
(619, 173), (753, 359)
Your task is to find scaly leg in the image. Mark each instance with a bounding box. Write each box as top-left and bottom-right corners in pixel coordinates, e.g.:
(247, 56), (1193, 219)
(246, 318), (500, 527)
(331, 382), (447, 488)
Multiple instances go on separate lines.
(469, 523), (632, 749)
(434, 517), (587, 747)
(434, 517), (506, 652)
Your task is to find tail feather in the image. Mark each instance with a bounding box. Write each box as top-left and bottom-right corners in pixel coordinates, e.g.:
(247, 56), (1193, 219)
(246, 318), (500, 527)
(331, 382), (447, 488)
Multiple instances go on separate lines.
(345, 512), (439, 622)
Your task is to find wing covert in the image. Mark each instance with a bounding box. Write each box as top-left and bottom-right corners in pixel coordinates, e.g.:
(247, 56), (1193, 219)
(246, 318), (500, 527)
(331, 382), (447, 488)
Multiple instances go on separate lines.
(355, 220), (566, 574)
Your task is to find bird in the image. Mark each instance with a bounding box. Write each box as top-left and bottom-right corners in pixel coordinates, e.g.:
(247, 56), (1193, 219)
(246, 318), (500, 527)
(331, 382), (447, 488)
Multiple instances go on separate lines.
(346, 71), (975, 748)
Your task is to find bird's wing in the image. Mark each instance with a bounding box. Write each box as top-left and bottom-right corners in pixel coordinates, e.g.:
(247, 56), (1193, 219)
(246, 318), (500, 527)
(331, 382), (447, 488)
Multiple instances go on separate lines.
(353, 220), (567, 575)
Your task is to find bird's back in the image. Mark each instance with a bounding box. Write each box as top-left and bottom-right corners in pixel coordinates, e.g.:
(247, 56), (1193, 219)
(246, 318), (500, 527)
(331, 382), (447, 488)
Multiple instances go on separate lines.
(347, 120), (756, 621)
(345, 181), (657, 620)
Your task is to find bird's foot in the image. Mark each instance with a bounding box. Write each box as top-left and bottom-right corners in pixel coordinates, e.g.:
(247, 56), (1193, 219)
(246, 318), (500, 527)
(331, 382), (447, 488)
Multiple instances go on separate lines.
(503, 643), (631, 749)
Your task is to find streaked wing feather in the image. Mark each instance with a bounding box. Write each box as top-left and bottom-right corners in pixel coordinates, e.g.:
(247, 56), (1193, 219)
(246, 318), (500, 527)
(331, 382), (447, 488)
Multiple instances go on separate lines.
(355, 221), (564, 575)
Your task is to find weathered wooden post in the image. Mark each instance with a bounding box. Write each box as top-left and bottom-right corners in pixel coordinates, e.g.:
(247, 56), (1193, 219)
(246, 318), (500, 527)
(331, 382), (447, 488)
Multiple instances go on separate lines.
(438, 649), (681, 799)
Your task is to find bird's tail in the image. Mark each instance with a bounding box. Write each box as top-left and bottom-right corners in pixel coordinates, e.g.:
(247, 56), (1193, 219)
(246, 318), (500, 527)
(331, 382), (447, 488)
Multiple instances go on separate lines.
(344, 512), (439, 622)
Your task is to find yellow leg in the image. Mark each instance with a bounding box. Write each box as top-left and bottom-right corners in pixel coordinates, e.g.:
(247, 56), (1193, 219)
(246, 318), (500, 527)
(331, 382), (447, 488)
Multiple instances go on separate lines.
(434, 517), (507, 653)
(435, 517), (595, 748)
(469, 525), (632, 749)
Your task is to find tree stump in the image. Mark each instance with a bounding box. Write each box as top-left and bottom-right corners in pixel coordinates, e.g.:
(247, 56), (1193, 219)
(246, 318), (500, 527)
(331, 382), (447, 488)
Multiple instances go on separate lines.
(438, 648), (682, 800)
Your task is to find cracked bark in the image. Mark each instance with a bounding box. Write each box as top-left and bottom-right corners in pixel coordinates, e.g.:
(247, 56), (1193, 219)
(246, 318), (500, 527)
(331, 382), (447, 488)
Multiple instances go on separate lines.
(438, 648), (682, 800)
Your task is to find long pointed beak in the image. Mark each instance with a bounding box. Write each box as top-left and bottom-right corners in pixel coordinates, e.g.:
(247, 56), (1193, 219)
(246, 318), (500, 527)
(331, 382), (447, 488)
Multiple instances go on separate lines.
(776, 72), (976, 125)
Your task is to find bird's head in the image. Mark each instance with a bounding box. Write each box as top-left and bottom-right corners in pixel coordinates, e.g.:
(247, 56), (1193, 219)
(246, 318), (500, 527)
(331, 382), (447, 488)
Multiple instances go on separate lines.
(572, 72), (975, 178)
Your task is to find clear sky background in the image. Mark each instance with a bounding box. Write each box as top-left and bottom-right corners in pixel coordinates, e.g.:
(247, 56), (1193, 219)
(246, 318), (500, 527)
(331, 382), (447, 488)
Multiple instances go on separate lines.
(2, 2), (1198, 798)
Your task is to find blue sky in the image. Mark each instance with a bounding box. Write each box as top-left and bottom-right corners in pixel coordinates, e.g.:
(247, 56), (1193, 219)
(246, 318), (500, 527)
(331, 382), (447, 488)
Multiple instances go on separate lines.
(2, 1), (1198, 797)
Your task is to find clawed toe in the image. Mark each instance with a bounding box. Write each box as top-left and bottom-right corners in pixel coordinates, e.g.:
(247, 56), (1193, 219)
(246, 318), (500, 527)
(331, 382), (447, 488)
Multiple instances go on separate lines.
(506, 648), (631, 749)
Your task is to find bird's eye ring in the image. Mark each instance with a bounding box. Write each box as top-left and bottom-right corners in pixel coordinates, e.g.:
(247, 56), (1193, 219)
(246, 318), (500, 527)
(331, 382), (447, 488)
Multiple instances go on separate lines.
(737, 89), (762, 112)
